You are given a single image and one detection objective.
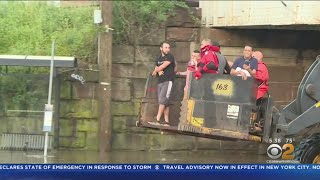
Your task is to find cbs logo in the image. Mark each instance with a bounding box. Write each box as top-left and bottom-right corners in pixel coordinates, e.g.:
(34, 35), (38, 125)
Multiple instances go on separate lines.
(267, 144), (294, 160)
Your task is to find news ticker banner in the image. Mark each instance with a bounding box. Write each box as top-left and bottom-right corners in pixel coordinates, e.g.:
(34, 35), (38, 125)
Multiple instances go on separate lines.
(0, 164), (320, 171)
(1, 164), (320, 180)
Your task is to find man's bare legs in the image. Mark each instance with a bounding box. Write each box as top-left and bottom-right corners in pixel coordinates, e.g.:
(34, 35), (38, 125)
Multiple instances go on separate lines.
(164, 106), (170, 124)
(156, 104), (170, 125)
(156, 104), (166, 122)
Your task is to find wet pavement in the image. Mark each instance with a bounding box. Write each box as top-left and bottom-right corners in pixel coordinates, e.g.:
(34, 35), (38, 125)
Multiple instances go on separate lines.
(0, 150), (269, 164)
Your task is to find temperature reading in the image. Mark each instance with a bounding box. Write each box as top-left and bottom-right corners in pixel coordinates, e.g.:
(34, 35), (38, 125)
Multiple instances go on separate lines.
(286, 138), (295, 143)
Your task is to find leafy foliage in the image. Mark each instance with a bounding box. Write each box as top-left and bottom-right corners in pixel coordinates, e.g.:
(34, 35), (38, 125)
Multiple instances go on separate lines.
(0, 75), (49, 113)
(112, 0), (189, 45)
(0, 2), (99, 112)
(0, 2), (98, 63)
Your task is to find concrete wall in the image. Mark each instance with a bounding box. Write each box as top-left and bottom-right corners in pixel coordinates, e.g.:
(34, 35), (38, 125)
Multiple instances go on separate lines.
(58, 69), (100, 150)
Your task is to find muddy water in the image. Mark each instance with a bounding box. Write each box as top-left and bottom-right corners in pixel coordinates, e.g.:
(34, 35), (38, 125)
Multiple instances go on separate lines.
(0, 150), (269, 164)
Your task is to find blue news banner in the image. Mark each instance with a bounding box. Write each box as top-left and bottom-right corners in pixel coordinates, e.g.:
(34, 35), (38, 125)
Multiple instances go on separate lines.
(1, 164), (320, 180)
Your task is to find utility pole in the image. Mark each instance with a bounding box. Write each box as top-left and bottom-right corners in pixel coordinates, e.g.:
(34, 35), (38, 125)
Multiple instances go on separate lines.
(98, 0), (113, 152)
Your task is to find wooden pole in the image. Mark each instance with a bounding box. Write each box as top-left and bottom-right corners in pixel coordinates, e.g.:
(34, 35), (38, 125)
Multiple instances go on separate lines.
(98, 0), (113, 152)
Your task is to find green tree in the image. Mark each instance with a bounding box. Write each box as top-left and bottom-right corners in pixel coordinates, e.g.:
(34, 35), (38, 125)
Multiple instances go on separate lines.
(0, 2), (99, 113)
(0, 2), (98, 63)
(112, 1), (189, 46)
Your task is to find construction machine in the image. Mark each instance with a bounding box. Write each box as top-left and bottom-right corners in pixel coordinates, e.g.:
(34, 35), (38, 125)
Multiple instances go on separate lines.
(136, 55), (320, 164)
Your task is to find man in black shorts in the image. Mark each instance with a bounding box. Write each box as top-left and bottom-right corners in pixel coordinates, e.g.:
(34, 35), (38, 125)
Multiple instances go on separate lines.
(150, 41), (176, 126)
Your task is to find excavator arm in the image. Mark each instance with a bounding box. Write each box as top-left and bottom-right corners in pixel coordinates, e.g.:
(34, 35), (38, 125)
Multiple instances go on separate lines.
(274, 55), (320, 137)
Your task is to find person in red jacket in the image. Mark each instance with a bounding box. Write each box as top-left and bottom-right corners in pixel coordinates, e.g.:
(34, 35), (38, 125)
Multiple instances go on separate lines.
(194, 39), (220, 80)
(252, 51), (269, 100)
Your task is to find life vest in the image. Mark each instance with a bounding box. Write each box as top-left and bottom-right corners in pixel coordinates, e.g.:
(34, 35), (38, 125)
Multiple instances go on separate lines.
(194, 45), (220, 79)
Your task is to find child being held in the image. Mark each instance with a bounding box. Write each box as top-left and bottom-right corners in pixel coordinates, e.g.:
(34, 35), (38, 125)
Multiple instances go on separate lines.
(177, 50), (201, 99)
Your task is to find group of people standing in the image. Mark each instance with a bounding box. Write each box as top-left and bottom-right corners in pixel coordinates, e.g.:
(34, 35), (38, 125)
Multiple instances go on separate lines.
(150, 39), (269, 126)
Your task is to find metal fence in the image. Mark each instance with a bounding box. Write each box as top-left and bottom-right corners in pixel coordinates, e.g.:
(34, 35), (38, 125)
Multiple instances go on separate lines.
(0, 133), (53, 151)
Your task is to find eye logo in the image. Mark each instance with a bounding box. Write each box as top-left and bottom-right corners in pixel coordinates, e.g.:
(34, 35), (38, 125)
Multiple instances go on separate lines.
(267, 144), (282, 159)
(267, 144), (295, 160)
